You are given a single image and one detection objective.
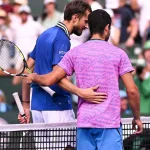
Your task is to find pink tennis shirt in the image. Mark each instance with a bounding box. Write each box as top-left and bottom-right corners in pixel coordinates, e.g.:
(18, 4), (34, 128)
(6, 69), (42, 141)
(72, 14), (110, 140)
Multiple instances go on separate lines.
(58, 40), (134, 128)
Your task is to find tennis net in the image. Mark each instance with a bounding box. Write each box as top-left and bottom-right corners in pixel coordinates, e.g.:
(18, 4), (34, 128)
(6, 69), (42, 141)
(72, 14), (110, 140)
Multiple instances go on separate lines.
(0, 117), (150, 150)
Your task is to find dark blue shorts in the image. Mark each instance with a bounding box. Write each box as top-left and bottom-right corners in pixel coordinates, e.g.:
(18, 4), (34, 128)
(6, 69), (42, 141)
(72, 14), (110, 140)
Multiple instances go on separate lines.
(77, 126), (123, 150)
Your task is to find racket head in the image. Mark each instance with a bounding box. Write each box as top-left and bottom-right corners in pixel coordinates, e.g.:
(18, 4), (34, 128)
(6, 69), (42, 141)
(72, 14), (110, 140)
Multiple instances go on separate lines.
(0, 39), (27, 76)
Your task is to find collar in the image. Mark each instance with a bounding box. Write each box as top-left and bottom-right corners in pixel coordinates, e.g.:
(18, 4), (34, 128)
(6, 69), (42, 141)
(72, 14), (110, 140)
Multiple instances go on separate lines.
(56, 22), (70, 39)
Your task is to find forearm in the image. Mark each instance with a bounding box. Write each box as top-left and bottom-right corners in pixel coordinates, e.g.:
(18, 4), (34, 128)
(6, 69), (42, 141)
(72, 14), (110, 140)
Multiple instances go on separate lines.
(27, 57), (35, 70)
(31, 67), (66, 86)
(58, 78), (81, 96)
(22, 78), (30, 108)
(127, 86), (140, 119)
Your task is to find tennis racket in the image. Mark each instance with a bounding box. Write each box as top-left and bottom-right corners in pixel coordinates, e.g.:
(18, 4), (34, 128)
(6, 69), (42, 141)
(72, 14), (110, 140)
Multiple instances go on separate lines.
(0, 39), (56, 97)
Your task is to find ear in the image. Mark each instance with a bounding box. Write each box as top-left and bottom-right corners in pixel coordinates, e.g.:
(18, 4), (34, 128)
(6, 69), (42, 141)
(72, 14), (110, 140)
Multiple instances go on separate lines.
(105, 24), (110, 32)
(71, 14), (79, 23)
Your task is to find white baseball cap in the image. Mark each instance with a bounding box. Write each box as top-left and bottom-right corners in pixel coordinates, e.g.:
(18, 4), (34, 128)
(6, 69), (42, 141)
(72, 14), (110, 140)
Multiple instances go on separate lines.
(105, 0), (119, 9)
(14, 0), (28, 5)
(44, 0), (56, 5)
(104, 9), (114, 18)
(18, 5), (31, 14)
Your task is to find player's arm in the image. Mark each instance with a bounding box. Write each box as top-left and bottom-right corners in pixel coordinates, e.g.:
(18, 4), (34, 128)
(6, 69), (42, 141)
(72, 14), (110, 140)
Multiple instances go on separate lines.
(18, 57), (35, 124)
(121, 73), (140, 120)
(121, 73), (143, 134)
(53, 66), (107, 103)
(26, 67), (107, 104)
(119, 50), (143, 133)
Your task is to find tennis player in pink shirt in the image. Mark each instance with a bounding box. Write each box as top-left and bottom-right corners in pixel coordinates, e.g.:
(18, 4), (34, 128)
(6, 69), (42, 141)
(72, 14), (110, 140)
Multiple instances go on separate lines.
(26, 9), (143, 150)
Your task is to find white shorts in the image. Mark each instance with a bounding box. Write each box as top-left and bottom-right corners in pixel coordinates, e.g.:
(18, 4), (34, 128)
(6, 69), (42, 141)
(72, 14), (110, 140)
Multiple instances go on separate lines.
(31, 109), (75, 123)
(31, 110), (76, 149)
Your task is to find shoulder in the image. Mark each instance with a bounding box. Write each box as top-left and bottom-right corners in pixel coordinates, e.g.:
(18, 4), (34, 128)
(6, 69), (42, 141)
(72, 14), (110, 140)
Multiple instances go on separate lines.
(106, 42), (128, 57)
(55, 28), (70, 43)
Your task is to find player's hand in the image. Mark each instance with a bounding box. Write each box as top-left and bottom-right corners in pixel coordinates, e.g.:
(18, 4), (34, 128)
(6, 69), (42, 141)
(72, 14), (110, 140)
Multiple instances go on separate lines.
(18, 108), (30, 124)
(132, 118), (143, 134)
(78, 85), (107, 104)
(26, 73), (36, 84)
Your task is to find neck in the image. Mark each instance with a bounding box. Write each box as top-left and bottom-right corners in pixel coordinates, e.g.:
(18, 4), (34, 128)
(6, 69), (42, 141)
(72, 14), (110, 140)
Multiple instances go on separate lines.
(62, 20), (73, 35)
(91, 33), (105, 41)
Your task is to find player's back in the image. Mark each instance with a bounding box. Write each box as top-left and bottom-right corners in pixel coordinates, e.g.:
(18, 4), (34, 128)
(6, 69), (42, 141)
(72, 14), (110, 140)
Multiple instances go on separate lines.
(70, 40), (133, 128)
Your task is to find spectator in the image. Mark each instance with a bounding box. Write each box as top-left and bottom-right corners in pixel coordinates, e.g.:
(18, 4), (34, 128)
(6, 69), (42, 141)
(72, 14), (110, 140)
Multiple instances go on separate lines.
(86, 0), (102, 11)
(143, 19), (150, 45)
(119, 0), (138, 53)
(38, 0), (62, 30)
(0, 9), (13, 40)
(9, 0), (28, 28)
(13, 5), (43, 60)
(12, 5), (43, 85)
(105, 9), (120, 46)
(134, 40), (150, 115)
(120, 90), (131, 115)
(131, 0), (150, 38)
(1, 0), (13, 13)
(105, 0), (119, 10)
(0, 9), (14, 69)
(0, 89), (11, 113)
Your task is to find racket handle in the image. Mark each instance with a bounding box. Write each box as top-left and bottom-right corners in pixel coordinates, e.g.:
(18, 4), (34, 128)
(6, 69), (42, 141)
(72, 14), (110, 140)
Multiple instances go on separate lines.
(12, 92), (25, 117)
(41, 86), (56, 96)
(22, 74), (56, 97)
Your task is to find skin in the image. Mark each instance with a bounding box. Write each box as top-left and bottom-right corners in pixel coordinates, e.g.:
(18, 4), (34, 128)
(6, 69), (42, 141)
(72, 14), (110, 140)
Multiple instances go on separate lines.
(45, 2), (56, 16)
(25, 23), (143, 134)
(20, 12), (28, 24)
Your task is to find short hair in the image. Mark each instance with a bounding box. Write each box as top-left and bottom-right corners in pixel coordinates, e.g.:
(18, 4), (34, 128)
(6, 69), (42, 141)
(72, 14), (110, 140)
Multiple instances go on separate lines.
(88, 9), (111, 36)
(64, 0), (92, 21)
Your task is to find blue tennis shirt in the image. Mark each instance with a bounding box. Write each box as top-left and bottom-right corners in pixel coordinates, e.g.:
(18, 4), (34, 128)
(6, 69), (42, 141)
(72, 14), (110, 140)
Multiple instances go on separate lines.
(29, 22), (72, 111)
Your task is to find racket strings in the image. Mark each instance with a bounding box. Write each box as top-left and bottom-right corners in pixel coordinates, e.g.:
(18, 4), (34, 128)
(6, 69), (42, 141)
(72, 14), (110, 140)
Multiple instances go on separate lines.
(0, 40), (24, 75)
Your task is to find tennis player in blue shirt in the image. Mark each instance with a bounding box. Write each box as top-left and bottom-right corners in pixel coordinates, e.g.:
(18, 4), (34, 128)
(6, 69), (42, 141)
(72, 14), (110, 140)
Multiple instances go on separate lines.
(19, 0), (107, 124)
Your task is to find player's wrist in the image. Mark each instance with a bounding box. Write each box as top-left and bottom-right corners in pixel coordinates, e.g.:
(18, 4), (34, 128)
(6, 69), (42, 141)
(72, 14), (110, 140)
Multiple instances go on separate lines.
(133, 116), (140, 120)
(31, 73), (37, 82)
(77, 88), (83, 97)
(22, 102), (30, 109)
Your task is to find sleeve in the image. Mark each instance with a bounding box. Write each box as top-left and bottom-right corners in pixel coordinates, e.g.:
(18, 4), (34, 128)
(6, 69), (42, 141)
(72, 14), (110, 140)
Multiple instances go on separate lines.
(58, 49), (74, 76)
(52, 39), (70, 66)
(119, 51), (134, 76)
(29, 44), (36, 60)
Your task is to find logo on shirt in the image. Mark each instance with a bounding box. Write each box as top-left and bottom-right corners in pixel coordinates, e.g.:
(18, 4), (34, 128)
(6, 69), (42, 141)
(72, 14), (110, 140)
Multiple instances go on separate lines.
(59, 51), (67, 55)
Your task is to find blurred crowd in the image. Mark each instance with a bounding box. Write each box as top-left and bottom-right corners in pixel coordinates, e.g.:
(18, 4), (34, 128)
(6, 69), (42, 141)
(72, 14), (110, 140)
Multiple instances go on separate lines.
(0, 0), (150, 124)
